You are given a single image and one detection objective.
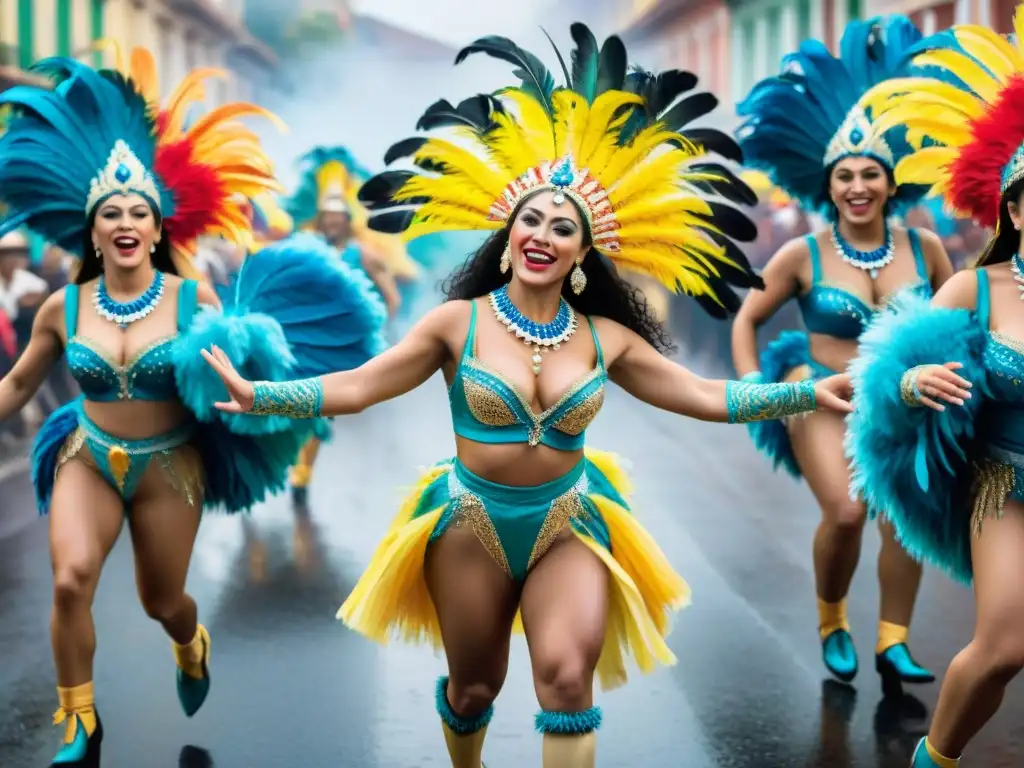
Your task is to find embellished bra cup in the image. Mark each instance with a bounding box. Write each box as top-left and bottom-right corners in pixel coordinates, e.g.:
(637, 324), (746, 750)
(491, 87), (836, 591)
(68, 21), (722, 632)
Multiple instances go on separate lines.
(457, 357), (606, 447)
(800, 280), (931, 340)
(67, 335), (179, 402)
(985, 332), (1024, 400)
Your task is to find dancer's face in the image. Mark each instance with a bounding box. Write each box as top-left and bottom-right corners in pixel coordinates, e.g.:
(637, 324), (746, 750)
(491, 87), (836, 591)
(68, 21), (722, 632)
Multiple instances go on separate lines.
(508, 191), (588, 290)
(91, 193), (160, 271)
(829, 156), (895, 226)
(318, 211), (351, 245)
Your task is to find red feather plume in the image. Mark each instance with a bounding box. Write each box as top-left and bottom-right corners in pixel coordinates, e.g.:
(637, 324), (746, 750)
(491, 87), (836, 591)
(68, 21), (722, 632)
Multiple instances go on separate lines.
(153, 135), (228, 246)
(948, 75), (1024, 229)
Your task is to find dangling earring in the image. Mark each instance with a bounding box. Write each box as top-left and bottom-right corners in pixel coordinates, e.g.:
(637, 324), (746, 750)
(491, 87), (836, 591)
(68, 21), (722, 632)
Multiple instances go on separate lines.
(150, 242), (156, 254)
(499, 242), (511, 274)
(570, 258), (587, 295)
(94, 246), (102, 261)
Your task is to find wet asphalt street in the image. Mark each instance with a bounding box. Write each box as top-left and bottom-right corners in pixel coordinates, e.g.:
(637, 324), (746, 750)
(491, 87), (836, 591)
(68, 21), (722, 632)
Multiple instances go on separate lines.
(1, 369), (1023, 768)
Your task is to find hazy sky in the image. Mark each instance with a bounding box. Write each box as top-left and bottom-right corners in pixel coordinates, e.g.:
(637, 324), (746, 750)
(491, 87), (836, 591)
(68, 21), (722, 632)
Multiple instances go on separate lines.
(350, 0), (550, 46)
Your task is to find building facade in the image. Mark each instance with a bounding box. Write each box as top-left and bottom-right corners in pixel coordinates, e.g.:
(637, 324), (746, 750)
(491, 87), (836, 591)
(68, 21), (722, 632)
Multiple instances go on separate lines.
(866, 0), (1015, 32)
(0, 0), (278, 104)
(620, 0), (732, 105)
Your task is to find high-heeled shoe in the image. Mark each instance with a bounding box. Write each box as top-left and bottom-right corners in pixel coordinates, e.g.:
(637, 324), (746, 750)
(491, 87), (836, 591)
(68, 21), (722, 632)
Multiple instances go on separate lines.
(175, 624), (211, 717)
(822, 628), (858, 682)
(877, 643), (935, 697)
(50, 710), (103, 767)
(910, 737), (959, 767)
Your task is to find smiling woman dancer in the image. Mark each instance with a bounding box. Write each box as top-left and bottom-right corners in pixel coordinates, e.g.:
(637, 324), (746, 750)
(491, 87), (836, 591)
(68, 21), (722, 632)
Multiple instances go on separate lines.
(729, 15), (954, 691)
(200, 24), (853, 767)
(0, 50), (386, 767)
(847, 8), (1024, 766)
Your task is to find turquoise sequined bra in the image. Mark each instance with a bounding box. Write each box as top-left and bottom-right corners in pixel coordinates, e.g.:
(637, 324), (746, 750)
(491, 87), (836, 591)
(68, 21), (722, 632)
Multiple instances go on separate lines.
(65, 280), (197, 402)
(448, 301), (607, 451)
(798, 229), (932, 340)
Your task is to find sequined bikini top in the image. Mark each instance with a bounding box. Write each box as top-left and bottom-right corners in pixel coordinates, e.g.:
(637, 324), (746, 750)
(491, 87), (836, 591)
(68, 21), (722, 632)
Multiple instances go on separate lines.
(65, 280), (198, 403)
(448, 301), (607, 450)
(798, 229), (932, 340)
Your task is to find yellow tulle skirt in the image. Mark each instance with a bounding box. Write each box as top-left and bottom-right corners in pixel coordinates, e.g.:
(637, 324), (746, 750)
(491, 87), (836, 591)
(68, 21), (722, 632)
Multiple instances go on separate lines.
(338, 448), (690, 690)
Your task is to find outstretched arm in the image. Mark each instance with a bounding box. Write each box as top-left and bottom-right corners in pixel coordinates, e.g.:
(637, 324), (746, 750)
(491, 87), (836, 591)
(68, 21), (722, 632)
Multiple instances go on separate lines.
(600, 317), (852, 423)
(0, 291), (64, 421)
(202, 301), (461, 417)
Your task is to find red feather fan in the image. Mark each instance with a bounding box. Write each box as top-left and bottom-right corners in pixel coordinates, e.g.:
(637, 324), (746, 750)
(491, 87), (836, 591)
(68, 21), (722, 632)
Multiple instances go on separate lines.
(948, 75), (1024, 229)
(152, 135), (228, 247)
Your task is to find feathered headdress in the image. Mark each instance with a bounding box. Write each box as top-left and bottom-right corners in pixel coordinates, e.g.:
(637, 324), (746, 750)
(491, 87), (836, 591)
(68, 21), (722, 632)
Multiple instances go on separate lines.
(285, 146), (372, 224)
(736, 15), (927, 217)
(357, 22), (763, 317)
(239, 193), (294, 252)
(0, 45), (282, 261)
(860, 7), (1024, 229)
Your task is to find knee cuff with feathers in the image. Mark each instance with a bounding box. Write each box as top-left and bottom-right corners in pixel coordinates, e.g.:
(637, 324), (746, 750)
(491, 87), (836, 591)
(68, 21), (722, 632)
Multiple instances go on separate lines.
(435, 676), (493, 735)
(535, 706), (603, 735)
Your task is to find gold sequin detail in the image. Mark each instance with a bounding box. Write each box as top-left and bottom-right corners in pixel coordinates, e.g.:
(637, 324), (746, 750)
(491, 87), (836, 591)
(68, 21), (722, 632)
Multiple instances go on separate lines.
(54, 428), (86, 478)
(526, 489), (587, 572)
(552, 386), (604, 436)
(991, 332), (1024, 357)
(156, 445), (205, 508)
(463, 379), (518, 427)
(727, 380), (816, 423)
(453, 493), (512, 578)
(900, 365), (936, 407)
(971, 458), (1015, 536)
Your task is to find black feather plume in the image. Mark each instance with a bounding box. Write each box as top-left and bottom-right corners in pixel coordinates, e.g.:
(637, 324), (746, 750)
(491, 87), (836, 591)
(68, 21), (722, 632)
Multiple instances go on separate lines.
(677, 128), (744, 164)
(455, 35), (556, 113)
(357, 170), (416, 207)
(383, 138), (427, 165)
(541, 27), (571, 86)
(415, 95), (502, 133)
(694, 202), (758, 243)
(688, 162), (759, 206)
(595, 35), (627, 97)
(569, 23), (599, 101)
(365, 208), (416, 234)
(659, 92), (718, 131)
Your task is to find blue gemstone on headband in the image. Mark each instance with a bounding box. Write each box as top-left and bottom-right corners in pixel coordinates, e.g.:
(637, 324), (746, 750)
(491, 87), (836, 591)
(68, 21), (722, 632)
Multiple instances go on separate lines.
(849, 127), (863, 145)
(551, 157), (575, 188)
(114, 163), (132, 183)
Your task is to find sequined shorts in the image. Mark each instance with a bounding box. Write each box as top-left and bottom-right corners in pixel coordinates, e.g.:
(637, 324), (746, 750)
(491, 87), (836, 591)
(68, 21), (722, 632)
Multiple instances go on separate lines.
(424, 458), (614, 582)
(57, 405), (204, 507)
(971, 445), (1024, 536)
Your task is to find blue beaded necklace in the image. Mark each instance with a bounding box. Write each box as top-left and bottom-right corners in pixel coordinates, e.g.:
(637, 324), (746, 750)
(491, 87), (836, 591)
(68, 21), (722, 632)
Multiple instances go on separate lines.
(830, 222), (894, 279)
(94, 270), (165, 329)
(488, 284), (578, 375)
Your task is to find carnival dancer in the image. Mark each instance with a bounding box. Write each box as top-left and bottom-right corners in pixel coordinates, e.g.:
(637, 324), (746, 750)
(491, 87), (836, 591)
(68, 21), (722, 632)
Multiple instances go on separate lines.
(283, 146), (395, 505)
(200, 23), (853, 768)
(0, 48), (387, 767)
(730, 15), (953, 691)
(846, 8), (1024, 766)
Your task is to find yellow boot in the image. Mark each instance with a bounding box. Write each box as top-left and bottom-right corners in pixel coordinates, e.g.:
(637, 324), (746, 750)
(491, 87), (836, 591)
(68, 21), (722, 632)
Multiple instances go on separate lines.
(51, 681), (102, 766)
(535, 707), (601, 768)
(436, 676), (491, 768)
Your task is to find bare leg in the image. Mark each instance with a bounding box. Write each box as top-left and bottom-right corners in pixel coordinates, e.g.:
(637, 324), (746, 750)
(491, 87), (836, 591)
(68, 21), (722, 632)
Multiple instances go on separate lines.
(788, 410), (865, 680)
(521, 530), (608, 768)
(49, 460), (125, 686)
(924, 502), (1024, 759)
(425, 525), (519, 768)
(128, 459), (207, 716)
(48, 456), (125, 757)
(877, 518), (924, 629)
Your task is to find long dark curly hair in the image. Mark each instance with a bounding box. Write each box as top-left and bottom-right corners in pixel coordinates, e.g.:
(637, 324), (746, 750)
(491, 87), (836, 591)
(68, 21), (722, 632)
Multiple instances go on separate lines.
(975, 177), (1024, 268)
(441, 199), (676, 355)
(74, 209), (178, 284)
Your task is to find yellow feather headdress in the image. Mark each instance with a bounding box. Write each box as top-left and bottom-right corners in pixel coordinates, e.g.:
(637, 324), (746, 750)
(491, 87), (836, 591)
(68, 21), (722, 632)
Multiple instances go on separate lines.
(358, 23), (763, 316)
(859, 7), (1024, 228)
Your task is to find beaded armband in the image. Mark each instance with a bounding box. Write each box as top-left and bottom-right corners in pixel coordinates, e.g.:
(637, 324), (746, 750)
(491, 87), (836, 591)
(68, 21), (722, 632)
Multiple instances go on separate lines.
(899, 365), (935, 407)
(725, 379), (817, 424)
(250, 378), (324, 418)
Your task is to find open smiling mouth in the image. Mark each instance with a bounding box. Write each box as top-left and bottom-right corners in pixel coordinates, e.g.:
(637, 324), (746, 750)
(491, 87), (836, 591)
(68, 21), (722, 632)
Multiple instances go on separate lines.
(113, 236), (140, 254)
(523, 247), (555, 267)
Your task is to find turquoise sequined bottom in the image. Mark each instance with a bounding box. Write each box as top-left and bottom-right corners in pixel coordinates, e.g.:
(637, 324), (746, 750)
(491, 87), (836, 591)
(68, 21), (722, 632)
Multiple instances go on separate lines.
(59, 402), (199, 504)
(423, 458), (619, 582)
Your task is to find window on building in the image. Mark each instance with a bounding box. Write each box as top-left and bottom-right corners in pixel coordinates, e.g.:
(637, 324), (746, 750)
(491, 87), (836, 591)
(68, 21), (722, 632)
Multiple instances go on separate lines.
(17, 0), (33, 68)
(766, 6), (781, 71)
(91, 0), (104, 68)
(56, 0), (72, 57)
(797, 0), (812, 41)
(847, 0), (862, 21)
(741, 17), (756, 96)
